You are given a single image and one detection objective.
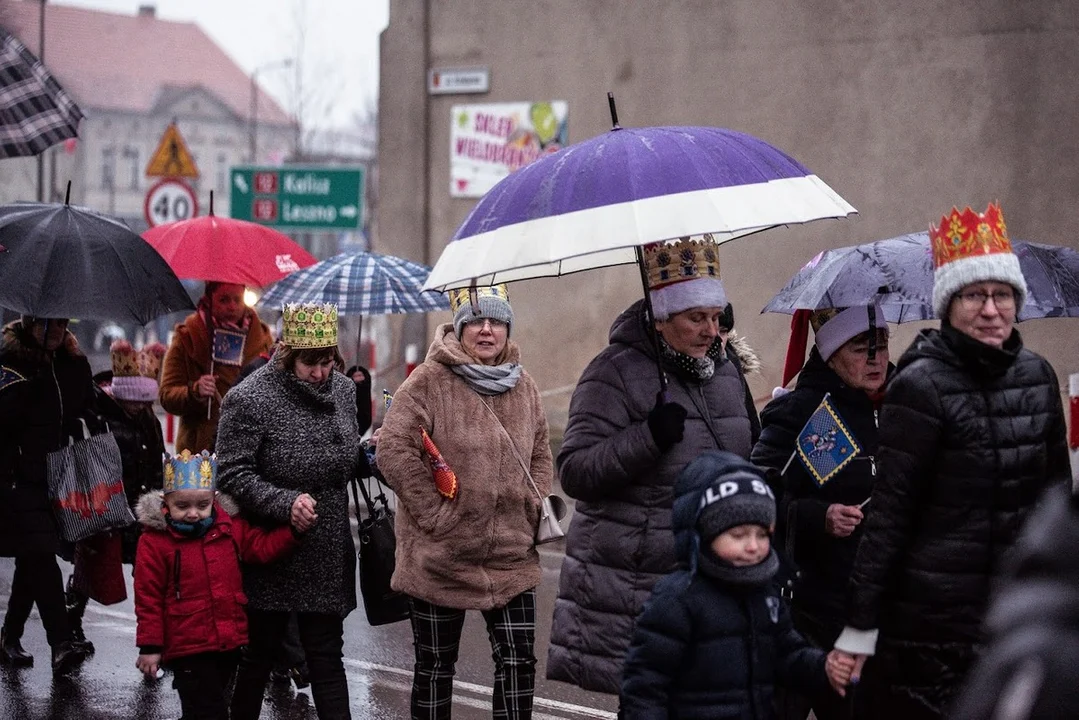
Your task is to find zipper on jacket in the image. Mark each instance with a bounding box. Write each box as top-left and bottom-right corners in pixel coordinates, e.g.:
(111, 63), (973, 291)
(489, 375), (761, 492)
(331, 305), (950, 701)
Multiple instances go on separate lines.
(742, 598), (759, 719)
(50, 364), (64, 446)
(173, 550), (181, 600)
(873, 409), (878, 428)
(870, 456), (877, 476)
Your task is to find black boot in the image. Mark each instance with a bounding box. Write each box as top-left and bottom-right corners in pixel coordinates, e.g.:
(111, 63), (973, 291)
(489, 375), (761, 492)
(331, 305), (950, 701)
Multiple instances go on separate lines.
(0, 628), (33, 667)
(65, 579), (94, 655)
(51, 640), (86, 675)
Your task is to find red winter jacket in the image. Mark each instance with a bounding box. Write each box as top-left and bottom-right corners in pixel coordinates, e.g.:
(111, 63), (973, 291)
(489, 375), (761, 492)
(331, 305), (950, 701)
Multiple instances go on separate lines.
(133, 492), (296, 661)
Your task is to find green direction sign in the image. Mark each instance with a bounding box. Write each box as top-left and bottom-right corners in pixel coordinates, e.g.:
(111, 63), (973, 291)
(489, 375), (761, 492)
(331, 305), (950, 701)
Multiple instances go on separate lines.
(229, 165), (365, 230)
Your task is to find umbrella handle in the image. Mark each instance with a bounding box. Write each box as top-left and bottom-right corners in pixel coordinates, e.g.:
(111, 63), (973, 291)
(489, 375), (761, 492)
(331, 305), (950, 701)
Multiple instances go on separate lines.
(634, 246), (669, 396)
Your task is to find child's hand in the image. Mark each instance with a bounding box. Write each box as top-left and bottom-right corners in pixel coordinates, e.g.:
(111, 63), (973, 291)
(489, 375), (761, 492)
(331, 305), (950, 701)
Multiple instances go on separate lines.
(826, 650), (856, 696)
(136, 652), (162, 679)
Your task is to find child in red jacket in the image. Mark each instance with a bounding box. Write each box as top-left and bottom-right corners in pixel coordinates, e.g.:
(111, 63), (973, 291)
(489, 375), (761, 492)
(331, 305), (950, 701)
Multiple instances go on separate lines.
(134, 450), (302, 720)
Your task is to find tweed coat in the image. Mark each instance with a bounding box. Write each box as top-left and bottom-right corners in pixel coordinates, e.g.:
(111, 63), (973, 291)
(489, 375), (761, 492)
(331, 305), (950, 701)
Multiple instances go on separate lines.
(376, 323), (553, 611)
(547, 300), (754, 694)
(216, 361), (360, 617)
(159, 309), (273, 454)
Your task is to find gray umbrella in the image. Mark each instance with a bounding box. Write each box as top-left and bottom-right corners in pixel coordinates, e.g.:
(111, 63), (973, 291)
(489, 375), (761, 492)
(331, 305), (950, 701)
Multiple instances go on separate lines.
(0, 28), (83, 158)
(763, 232), (1079, 323)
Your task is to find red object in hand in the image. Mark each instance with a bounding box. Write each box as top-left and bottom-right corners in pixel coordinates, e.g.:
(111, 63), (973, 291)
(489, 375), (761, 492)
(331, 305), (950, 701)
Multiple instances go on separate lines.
(420, 427), (458, 500)
(1070, 394), (1079, 450)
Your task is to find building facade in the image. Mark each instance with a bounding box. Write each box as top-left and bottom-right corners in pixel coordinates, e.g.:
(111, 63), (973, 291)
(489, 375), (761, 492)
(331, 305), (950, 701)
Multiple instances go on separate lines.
(378, 0), (1079, 431)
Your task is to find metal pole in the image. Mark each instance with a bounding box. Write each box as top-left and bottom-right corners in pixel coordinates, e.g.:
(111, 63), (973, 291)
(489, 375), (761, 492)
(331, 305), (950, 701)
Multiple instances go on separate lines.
(249, 69), (258, 162)
(36, 0), (46, 202)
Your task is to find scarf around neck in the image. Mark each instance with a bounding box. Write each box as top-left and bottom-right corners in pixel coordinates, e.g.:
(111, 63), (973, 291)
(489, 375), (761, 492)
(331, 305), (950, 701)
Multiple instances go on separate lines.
(450, 362), (522, 396)
(697, 546), (780, 587)
(659, 335), (726, 381)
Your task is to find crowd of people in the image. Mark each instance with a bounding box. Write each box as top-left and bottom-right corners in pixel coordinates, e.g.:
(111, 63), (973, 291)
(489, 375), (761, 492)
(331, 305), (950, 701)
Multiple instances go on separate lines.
(0, 201), (1074, 720)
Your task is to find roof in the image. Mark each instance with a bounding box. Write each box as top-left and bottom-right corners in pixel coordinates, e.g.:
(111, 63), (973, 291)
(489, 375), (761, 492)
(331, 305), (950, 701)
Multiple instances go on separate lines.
(0, 1), (292, 125)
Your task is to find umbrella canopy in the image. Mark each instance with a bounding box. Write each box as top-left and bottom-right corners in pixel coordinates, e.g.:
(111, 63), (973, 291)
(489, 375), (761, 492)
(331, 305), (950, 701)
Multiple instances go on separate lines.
(257, 251), (450, 316)
(0, 28), (84, 159)
(423, 124), (856, 291)
(762, 232), (1079, 322)
(0, 201), (194, 323)
(142, 211), (317, 288)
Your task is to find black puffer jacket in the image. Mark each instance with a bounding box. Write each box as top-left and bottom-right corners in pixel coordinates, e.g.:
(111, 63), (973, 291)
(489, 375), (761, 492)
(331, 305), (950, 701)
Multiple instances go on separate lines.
(620, 451), (827, 719)
(843, 325), (1069, 714)
(752, 349), (884, 627)
(549, 300), (754, 694)
(91, 387), (165, 510)
(952, 486), (1079, 720)
(0, 322), (94, 556)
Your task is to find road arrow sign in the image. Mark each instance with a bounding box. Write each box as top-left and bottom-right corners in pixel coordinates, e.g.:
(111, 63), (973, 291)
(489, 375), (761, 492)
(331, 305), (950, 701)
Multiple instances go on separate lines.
(229, 166), (364, 231)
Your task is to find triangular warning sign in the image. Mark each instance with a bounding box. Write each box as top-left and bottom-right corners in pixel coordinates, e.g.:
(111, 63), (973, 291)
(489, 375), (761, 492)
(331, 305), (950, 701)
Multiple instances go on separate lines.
(145, 123), (199, 178)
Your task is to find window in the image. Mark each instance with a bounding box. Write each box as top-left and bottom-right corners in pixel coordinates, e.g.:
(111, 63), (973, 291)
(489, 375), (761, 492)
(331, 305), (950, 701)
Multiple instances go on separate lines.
(101, 147), (115, 190)
(122, 147), (139, 190)
(216, 152), (228, 194)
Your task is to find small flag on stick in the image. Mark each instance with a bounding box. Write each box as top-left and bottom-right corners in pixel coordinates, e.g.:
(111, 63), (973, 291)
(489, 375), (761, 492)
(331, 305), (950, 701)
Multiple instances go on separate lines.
(420, 427), (458, 499)
(795, 393), (861, 486)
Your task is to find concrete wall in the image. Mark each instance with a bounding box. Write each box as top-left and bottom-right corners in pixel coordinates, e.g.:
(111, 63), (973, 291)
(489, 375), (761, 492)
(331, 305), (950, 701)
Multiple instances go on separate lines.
(378, 0), (1079, 430)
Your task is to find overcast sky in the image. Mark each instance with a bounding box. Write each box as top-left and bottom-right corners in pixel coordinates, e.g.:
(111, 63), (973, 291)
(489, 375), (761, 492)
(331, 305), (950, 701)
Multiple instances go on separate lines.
(53, 0), (389, 129)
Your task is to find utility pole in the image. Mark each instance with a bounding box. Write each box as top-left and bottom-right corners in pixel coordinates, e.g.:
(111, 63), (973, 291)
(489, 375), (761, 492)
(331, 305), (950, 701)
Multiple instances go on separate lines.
(36, 0), (46, 202)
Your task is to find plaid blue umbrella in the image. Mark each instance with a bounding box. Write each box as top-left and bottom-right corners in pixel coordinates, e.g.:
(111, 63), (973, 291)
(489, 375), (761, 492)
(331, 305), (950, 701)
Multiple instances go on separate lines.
(257, 251), (449, 316)
(0, 28), (84, 159)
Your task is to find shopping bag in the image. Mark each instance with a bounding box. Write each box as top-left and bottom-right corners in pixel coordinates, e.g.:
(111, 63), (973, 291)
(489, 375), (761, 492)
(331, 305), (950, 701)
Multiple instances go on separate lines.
(350, 471), (411, 626)
(71, 532), (128, 605)
(46, 419), (135, 543)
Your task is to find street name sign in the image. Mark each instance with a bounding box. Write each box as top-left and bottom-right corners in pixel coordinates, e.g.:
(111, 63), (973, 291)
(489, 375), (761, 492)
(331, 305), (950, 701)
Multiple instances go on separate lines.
(229, 166), (364, 230)
(428, 66), (490, 95)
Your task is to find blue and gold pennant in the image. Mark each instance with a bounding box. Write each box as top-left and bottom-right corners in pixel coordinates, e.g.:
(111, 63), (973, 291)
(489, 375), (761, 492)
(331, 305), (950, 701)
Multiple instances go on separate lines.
(212, 328), (246, 367)
(0, 365), (26, 393)
(796, 393), (861, 486)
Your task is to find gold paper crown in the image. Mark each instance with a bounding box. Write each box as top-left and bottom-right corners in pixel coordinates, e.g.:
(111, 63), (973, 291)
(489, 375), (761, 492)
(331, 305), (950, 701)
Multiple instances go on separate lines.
(643, 234), (722, 290)
(281, 303), (339, 349)
(929, 203), (1012, 269)
(110, 340), (165, 380)
(163, 449), (216, 493)
(447, 284), (511, 314)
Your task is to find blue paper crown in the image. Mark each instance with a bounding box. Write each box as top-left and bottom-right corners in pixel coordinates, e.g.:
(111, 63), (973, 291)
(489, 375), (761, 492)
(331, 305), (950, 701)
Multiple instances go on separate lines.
(163, 449), (217, 493)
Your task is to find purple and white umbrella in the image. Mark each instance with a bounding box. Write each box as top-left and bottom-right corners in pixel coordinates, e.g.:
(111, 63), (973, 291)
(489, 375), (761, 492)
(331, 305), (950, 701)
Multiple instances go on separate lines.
(424, 123), (856, 291)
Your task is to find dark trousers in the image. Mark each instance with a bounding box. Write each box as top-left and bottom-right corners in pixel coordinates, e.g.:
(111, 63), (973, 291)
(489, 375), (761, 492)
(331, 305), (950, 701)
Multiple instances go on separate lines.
(170, 650), (241, 720)
(230, 609), (350, 720)
(272, 611), (306, 671)
(3, 553), (70, 647)
(408, 589), (537, 720)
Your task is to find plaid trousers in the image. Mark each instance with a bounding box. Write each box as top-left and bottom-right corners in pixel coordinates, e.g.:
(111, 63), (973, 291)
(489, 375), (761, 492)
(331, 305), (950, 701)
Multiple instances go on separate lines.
(408, 589), (537, 720)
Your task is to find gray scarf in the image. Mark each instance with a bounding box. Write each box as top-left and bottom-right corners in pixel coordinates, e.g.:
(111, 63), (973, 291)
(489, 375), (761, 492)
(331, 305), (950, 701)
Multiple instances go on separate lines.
(451, 362), (522, 396)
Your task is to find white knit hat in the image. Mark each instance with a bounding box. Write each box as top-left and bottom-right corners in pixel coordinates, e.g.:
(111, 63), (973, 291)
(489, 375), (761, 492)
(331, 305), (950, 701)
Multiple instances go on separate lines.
(930, 203), (1027, 318)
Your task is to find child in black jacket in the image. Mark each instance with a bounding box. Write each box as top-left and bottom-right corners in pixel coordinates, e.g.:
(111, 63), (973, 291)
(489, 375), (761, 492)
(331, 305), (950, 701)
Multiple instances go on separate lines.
(620, 451), (853, 719)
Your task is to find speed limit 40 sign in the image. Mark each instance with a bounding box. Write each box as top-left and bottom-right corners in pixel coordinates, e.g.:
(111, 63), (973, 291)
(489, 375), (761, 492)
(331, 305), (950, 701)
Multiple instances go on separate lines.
(144, 178), (198, 228)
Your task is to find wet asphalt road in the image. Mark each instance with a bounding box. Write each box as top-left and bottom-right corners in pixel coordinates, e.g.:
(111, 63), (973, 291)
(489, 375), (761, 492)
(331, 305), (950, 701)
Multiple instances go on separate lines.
(0, 547), (618, 720)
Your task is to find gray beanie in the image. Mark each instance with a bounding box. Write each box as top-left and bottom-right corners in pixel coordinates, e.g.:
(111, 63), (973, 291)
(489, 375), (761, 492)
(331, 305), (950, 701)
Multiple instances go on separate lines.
(450, 285), (514, 338)
(697, 469), (776, 541)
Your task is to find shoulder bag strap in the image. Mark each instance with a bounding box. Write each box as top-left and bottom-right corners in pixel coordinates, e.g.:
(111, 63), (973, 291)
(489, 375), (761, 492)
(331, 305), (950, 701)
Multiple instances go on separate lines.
(478, 398), (543, 503)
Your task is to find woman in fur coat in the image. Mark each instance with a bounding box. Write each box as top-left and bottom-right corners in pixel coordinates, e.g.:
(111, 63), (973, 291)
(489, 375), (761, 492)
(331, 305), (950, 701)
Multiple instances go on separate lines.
(377, 284), (554, 720)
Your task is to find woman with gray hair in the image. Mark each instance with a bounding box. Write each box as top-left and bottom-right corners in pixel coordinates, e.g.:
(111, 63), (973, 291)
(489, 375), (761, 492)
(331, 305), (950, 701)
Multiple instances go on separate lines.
(547, 234), (755, 696)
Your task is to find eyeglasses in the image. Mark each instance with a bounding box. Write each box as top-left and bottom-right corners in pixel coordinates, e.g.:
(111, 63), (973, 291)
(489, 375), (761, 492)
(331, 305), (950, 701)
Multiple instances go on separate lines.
(956, 290), (1016, 311)
(464, 318), (508, 331)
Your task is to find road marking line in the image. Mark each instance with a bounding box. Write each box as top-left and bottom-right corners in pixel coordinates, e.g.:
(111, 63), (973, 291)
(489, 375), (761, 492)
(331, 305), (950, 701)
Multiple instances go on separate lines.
(80, 606), (614, 719)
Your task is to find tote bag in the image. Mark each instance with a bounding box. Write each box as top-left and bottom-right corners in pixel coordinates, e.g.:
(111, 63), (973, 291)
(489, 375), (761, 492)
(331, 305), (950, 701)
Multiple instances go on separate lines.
(351, 472), (411, 626)
(46, 419), (135, 543)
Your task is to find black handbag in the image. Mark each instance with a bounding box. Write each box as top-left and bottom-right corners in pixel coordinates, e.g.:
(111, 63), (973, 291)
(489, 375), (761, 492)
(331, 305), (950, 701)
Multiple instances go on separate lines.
(350, 471), (411, 626)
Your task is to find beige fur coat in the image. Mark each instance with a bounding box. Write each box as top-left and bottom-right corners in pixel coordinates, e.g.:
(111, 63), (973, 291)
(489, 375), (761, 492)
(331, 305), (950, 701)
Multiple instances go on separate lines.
(376, 323), (552, 610)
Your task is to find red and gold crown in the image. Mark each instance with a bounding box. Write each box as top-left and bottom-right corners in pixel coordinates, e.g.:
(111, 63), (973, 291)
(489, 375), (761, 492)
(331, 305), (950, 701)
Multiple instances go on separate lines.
(643, 234), (722, 290)
(929, 203), (1012, 269)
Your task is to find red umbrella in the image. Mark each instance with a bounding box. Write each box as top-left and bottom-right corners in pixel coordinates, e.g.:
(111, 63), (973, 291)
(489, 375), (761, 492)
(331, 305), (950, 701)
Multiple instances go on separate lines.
(142, 195), (317, 288)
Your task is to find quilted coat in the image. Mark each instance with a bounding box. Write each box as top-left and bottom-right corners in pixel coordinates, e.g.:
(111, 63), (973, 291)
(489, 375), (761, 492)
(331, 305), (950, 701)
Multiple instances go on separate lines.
(841, 325), (1069, 717)
(548, 300), (754, 694)
(132, 492), (296, 662)
(376, 323), (552, 611)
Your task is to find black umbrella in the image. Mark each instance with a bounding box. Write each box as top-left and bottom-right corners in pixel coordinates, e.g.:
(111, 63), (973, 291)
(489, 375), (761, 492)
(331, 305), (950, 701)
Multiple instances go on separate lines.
(0, 28), (84, 158)
(0, 193), (194, 323)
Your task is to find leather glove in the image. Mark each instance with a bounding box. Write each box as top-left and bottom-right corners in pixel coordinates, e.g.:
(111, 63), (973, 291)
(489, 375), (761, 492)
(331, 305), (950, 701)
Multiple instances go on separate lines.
(647, 401), (687, 451)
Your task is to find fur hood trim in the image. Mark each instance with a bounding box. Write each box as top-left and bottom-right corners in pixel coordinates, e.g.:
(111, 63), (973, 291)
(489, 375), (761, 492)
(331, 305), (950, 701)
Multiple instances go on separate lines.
(135, 490), (240, 530)
(1, 320), (82, 364)
(729, 331), (760, 374)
